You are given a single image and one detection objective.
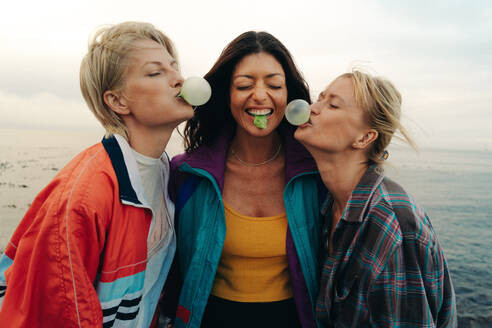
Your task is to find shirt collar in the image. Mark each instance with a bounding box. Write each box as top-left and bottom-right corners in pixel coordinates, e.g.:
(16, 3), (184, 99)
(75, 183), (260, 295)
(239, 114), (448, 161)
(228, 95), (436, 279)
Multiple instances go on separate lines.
(322, 165), (385, 223)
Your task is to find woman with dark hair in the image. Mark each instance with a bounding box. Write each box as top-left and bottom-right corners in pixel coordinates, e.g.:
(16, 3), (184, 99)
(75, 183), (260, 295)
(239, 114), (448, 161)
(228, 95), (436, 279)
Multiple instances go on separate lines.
(161, 31), (325, 327)
(184, 32), (311, 152)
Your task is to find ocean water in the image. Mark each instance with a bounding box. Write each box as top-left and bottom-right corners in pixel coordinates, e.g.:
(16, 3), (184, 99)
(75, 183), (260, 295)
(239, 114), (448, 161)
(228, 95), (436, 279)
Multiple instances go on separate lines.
(386, 147), (492, 327)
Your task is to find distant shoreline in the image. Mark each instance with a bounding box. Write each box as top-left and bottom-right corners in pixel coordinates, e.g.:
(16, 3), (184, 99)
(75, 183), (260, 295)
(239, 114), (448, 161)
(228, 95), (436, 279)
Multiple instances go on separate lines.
(1, 125), (490, 153)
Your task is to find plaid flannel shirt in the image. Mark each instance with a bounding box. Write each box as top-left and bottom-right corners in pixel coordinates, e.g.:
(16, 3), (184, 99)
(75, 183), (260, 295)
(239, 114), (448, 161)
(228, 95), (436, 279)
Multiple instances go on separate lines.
(316, 166), (456, 327)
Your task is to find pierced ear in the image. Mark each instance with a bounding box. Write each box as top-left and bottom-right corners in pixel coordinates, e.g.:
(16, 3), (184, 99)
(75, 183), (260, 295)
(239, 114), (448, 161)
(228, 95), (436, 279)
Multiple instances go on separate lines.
(103, 90), (130, 115)
(353, 129), (378, 149)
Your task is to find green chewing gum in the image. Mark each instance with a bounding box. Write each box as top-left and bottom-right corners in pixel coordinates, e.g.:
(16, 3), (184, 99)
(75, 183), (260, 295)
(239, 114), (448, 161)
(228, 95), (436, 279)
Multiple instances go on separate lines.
(253, 115), (267, 129)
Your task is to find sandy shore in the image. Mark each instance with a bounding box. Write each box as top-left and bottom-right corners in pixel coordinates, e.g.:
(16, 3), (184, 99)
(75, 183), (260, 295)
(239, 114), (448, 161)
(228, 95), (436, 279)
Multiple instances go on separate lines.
(0, 127), (184, 252)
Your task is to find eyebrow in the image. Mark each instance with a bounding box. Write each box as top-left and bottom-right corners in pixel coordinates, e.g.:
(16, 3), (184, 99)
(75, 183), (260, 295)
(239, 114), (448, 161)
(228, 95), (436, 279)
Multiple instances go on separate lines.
(233, 73), (285, 80)
(329, 94), (345, 104)
(143, 59), (178, 68)
(319, 92), (345, 104)
(144, 61), (162, 67)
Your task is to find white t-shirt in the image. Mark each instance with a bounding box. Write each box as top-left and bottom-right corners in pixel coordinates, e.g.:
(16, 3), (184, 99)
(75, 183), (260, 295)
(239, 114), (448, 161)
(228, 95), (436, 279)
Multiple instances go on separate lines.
(132, 149), (171, 253)
(131, 149), (175, 328)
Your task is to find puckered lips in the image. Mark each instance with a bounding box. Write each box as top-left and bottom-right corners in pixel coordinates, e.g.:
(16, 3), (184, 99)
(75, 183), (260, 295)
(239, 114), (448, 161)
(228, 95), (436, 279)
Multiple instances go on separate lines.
(175, 90), (190, 106)
(299, 116), (313, 128)
(245, 108), (273, 118)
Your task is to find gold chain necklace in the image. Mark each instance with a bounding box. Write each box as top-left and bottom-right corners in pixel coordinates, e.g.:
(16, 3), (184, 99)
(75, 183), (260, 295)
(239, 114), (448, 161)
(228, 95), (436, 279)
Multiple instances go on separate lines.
(231, 144), (282, 167)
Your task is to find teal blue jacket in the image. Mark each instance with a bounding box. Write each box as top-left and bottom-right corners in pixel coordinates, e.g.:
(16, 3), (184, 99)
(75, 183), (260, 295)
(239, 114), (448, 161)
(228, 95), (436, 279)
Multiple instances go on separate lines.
(166, 126), (325, 327)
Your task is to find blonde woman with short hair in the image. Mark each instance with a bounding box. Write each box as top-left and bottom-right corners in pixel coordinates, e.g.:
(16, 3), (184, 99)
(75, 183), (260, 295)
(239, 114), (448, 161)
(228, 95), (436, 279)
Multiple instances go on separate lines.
(0, 21), (193, 327)
(294, 70), (457, 327)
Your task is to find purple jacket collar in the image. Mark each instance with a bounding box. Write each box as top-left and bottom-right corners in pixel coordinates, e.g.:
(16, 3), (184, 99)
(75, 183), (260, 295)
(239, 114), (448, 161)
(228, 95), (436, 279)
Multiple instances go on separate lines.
(171, 123), (318, 190)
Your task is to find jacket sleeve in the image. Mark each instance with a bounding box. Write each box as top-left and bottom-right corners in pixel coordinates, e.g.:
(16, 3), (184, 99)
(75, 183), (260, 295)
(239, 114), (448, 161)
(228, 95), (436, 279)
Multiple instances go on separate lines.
(0, 174), (110, 327)
(367, 228), (457, 327)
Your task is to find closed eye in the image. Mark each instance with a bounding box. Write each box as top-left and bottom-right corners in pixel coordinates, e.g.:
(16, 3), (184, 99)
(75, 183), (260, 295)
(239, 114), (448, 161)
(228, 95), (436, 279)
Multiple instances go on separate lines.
(236, 85), (251, 90)
(148, 72), (161, 77)
(329, 104), (338, 109)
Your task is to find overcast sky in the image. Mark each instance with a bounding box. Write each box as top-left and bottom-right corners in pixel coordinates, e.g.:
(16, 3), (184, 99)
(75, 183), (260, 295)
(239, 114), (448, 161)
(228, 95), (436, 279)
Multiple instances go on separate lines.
(0, 0), (490, 150)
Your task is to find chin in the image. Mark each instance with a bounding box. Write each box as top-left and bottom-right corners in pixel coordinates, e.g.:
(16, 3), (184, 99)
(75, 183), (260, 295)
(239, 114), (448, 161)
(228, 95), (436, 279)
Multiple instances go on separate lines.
(246, 128), (274, 137)
(294, 128), (308, 143)
(185, 110), (195, 120)
(181, 107), (195, 120)
(293, 128), (301, 139)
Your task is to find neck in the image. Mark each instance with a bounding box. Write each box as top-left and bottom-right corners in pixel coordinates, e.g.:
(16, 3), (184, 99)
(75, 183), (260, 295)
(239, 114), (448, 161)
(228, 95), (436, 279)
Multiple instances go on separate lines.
(230, 128), (282, 163)
(310, 148), (368, 210)
(126, 125), (174, 159)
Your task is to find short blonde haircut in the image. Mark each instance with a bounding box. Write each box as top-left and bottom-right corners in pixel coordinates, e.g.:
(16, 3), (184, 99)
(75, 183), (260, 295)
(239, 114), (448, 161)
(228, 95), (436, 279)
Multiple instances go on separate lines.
(339, 70), (415, 166)
(80, 22), (177, 139)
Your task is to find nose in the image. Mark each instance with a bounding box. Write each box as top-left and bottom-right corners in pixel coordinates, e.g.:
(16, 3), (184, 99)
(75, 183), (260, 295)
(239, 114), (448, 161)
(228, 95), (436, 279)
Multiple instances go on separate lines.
(310, 102), (320, 115)
(252, 86), (267, 102)
(172, 70), (184, 88)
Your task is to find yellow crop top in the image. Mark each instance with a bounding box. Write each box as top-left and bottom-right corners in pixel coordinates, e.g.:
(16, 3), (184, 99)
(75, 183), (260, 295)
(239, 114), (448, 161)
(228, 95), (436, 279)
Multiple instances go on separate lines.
(211, 202), (293, 302)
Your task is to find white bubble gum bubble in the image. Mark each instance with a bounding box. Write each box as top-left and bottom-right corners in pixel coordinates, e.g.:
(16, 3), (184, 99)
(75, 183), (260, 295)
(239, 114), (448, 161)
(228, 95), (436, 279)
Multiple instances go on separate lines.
(285, 99), (310, 125)
(179, 77), (212, 106)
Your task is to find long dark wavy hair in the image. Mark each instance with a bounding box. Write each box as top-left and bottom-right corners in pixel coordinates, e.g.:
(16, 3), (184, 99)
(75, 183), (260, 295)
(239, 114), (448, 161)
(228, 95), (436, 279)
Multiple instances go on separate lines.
(184, 31), (311, 152)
